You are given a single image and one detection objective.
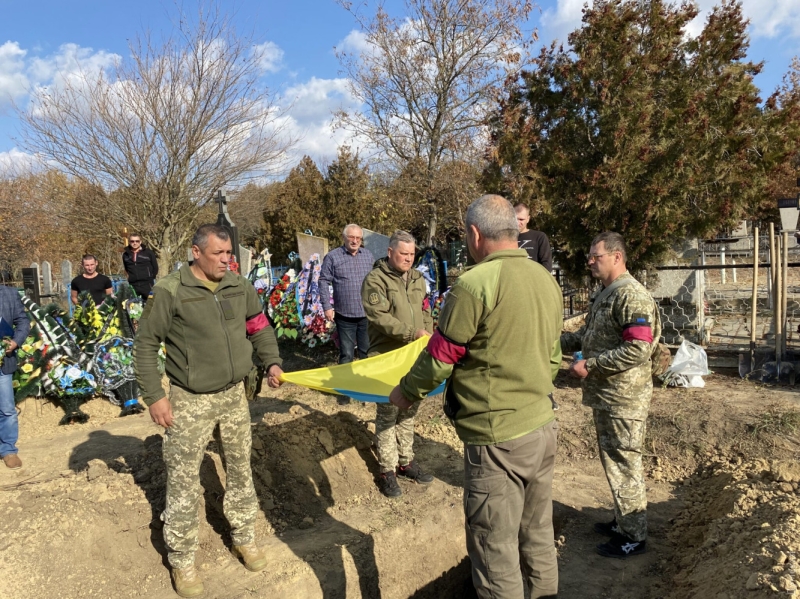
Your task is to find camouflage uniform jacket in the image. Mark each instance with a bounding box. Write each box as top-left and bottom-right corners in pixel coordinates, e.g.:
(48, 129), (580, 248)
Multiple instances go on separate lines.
(361, 258), (433, 356)
(560, 272), (659, 420)
(134, 265), (282, 406)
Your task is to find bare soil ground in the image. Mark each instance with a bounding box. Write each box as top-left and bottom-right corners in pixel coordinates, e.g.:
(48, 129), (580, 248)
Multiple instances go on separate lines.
(1, 342), (800, 599)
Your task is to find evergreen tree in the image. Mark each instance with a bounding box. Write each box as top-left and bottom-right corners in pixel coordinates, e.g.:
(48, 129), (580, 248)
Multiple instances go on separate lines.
(485, 0), (800, 276)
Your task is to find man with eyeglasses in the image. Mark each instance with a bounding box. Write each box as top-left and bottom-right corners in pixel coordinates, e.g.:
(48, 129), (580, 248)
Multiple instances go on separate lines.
(122, 233), (159, 302)
(560, 232), (661, 559)
(319, 224), (375, 400)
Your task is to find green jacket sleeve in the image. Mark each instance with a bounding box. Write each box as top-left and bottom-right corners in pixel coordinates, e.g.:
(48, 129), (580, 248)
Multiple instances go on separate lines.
(400, 351), (453, 402)
(361, 273), (415, 344)
(587, 289), (654, 376)
(245, 283), (282, 369)
(550, 338), (562, 382)
(399, 283), (484, 401)
(133, 286), (174, 406)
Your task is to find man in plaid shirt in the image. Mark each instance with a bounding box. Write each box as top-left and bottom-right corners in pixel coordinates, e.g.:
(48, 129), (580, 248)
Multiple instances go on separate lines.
(0, 285), (30, 470)
(320, 224), (375, 396)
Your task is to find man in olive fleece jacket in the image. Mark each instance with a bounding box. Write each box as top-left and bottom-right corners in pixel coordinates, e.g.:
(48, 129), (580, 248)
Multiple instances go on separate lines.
(361, 230), (434, 497)
(390, 195), (563, 599)
(134, 224), (283, 598)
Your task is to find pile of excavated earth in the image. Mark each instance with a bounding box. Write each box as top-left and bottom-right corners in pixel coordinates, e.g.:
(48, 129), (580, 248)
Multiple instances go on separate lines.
(1, 340), (799, 598)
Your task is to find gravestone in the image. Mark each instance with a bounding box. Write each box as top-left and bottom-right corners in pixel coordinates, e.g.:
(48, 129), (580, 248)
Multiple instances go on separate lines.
(61, 260), (72, 305)
(296, 233), (329, 266)
(362, 229), (391, 260)
(22, 266), (40, 304)
(215, 190), (241, 263)
(239, 245), (252, 277)
(41, 261), (53, 296)
(649, 238), (704, 345)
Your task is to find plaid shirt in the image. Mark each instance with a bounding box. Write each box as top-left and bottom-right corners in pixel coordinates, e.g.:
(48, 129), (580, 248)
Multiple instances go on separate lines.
(0, 286), (31, 375)
(319, 246), (375, 318)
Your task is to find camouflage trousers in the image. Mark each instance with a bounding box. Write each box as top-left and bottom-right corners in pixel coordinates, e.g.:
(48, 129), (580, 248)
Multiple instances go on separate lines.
(162, 382), (257, 569)
(375, 401), (420, 473)
(593, 409), (648, 542)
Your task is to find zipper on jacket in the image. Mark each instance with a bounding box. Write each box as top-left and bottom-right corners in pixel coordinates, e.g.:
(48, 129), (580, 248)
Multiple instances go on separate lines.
(215, 294), (235, 383)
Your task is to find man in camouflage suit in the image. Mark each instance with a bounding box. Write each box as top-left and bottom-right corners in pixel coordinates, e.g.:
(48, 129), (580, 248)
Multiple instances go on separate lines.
(361, 230), (434, 497)
(134, 224), (284, 597)
(560, 231), (660, 559)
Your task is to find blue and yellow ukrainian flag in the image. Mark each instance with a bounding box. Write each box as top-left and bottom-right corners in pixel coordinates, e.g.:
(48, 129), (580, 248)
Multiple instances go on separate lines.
(280, 336), (445, 402)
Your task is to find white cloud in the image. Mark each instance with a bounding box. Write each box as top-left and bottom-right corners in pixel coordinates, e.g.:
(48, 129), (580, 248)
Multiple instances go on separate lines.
(275, 76), (367, 165)
(540, 0), (587, 45)
(0, 42), (29, 104)
(27, 43), (119, 95)
(253, 41), (284, 74)
(0, 147), (43, 175)
(541, 0), (800, 46)
(336, 30), (372, 55)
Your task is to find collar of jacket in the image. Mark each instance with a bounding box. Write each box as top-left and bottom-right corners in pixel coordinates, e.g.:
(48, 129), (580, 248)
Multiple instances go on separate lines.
(179, 263), (240, 292)
(374, 256), (422, 281)
(464, 248), (529, 272)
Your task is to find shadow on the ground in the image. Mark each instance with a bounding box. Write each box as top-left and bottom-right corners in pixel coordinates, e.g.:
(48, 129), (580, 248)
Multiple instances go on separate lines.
(67, 429), (229, 569)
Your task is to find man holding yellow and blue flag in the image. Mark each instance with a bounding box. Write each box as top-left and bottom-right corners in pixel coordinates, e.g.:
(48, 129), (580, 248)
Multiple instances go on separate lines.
(361, 230), (434, 497)
(390, 195), (563, 599)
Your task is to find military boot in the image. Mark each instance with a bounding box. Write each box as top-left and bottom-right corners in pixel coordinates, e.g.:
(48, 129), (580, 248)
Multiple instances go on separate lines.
(232, 542), (268, 572)
(171, 565), (204, 598)
(378, 471), (402, 497)
(397, 460), (434, 484)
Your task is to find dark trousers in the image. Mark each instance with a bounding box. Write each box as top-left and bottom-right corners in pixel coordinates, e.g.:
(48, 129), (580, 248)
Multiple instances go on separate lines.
(334, 314), (369, 364)
(131, 281), (154, 303)
(464, 421), (559, 599)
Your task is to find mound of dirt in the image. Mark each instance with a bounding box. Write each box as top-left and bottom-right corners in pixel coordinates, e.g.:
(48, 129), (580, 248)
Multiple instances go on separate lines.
(667, 458), (800, 598)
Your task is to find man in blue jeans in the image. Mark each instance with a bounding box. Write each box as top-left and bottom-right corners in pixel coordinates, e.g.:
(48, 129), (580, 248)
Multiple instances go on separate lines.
(0, 285), (30, 470)
(319, 224), (374, 403)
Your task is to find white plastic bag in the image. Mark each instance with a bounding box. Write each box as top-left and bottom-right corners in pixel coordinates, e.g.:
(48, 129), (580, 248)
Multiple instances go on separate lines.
(663, 340), (709, 388)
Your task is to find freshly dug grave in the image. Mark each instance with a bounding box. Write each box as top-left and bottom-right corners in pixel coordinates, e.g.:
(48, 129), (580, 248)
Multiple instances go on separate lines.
(1, 344), (800, 599)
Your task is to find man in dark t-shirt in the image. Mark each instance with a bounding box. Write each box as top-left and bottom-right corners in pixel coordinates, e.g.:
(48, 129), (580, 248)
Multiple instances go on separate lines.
(514, 203), (553, 272)
(71, 254), (113, 306)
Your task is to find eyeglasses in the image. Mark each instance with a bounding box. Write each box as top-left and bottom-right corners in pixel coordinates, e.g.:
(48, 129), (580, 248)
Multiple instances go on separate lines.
(587, 252), (616, 262)
(346, 236), (362, 241)
(130, 240), (141, 244)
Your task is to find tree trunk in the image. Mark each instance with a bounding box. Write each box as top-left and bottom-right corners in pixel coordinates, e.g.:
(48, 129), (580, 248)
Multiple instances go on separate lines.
(425, 202), (438, 247)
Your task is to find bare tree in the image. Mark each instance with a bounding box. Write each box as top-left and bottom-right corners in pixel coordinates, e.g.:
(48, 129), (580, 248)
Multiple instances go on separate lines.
(335, 0), (533, 243)
(18, 5), (292, 271)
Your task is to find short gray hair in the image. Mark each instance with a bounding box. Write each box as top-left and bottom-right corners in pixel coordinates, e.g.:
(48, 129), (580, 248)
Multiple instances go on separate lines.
(342, 224), (362, 238)
(192, 224), (230, 250)
(591, 231), (627, 263)
(389, 230), (415, 250)
(465, 195), (519, 241)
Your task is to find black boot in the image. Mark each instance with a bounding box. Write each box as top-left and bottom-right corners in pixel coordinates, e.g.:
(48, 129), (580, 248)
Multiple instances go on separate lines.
(593, 519), (622, 536)
(378, 472), (402, 497)
(596, 534), (646, 558)
(397, 460), (434, 484)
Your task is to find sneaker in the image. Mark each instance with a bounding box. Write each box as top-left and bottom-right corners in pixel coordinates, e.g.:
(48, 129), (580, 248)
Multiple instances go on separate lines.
(397, 460), (434, 484)
(232, 542), (268, 572)
(171, 565), (204, 598)
(2, 454), (22, 470)
(596, 535), (647, 558)
(378, 471), (402, 497)
(594, 519), (622, 536)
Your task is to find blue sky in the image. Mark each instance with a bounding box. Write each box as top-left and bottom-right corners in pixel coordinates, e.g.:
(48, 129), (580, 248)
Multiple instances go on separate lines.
(1, 0), (799, 172)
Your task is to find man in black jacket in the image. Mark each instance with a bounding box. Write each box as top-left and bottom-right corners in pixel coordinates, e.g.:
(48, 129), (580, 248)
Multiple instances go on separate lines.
(122, 234), (159, 301)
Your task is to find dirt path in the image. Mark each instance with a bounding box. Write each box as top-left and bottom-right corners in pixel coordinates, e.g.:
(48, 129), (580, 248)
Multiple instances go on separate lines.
(1, 360), (799, 598)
